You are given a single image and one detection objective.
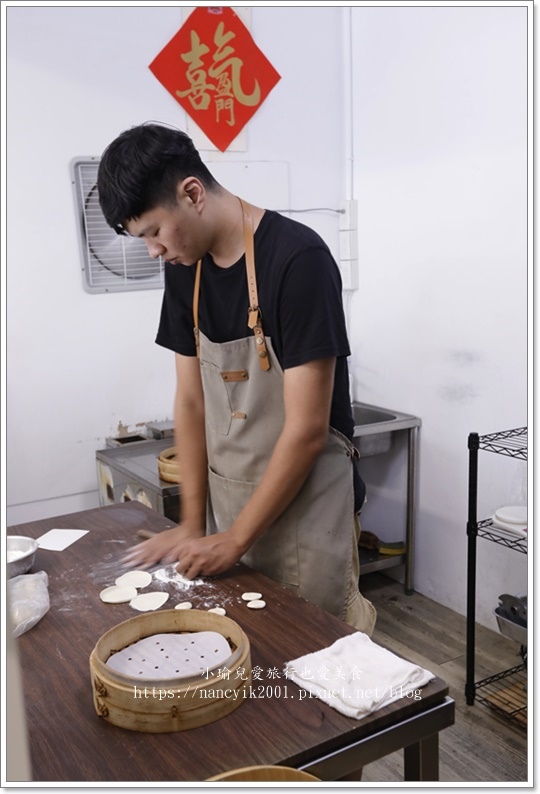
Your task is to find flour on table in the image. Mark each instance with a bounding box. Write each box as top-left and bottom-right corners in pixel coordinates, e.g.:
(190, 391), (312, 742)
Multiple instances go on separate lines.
(150, 567), (235, 609)
(89, 558), (234, 612)
(152, 566), (204, 589)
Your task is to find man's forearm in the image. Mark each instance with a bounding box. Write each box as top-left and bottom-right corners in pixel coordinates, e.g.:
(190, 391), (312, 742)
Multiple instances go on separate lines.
(174, 394), (208, 529)
(228, 423), (327, 554)
(227, 357), (335, 554)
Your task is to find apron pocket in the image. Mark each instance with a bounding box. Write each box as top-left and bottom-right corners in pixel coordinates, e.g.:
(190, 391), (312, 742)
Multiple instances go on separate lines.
(207, 467), (300, 587)
(199, 359), (232, 436)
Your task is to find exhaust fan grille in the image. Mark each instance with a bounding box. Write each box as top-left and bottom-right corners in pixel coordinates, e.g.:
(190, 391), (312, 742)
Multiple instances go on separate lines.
(71, 157), (164, 293)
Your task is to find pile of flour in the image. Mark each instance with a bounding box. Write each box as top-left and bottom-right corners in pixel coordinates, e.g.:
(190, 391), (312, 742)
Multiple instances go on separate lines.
(152, 566), (204, 590)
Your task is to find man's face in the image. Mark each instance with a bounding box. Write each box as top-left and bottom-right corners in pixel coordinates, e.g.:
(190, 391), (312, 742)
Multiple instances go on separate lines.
(124, 192), (205, 266)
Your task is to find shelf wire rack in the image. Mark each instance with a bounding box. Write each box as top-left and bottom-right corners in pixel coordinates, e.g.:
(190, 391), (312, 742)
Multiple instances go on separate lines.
(477, 428), (528, 460)
(465, 426), (528, 724)
(475, 663), (527, 728)
(476, 519), (527, 553)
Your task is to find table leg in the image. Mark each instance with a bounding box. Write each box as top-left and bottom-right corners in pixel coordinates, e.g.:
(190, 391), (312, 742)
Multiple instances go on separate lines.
(405, 426), (418, 595)
(404, 734), (439, 781)
(298, 699), (453, 782)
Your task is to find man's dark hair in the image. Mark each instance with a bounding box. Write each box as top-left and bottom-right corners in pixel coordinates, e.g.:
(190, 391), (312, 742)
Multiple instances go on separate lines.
(97, 123), (219, 233)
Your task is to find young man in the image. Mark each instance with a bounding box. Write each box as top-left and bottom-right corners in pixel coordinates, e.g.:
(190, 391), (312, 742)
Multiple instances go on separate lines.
(97, 123), (376, 634)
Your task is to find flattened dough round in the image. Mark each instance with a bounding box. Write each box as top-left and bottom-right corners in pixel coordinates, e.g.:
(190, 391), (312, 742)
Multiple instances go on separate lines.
(130, 591), (169, 612)
(241, 592), (262, 602)
(208, 607), (226, 615)
(115, 570), (152, 589)
(246, 599), (266, 610)
(175, 601), (193, 610)
(100, 585), (138, 604)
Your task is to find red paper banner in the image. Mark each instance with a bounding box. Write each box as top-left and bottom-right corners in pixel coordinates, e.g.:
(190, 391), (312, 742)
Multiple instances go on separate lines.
(149, 7), (281, 152)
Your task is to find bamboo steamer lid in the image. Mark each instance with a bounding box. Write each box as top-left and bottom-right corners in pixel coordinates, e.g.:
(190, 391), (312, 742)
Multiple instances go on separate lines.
(157, 446), (181, 483)
(89, 609), (251, 733)
(207, 765), (321, 782)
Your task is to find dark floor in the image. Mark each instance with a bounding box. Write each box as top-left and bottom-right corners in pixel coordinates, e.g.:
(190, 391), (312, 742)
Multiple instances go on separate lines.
(359, 573), (529, 784)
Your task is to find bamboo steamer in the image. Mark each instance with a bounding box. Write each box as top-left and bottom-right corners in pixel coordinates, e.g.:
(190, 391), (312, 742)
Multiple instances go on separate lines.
(207, 765), (321, 782)
(157, 446), (181, 483)
(89, 609), (251, 733)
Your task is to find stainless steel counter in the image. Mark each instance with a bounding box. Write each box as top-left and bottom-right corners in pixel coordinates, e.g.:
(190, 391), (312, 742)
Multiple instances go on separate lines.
(352, 402), (421, 594)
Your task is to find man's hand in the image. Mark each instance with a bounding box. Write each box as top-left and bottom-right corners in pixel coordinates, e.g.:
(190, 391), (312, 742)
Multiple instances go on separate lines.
(120, 524), (204, 570)
(173, 532), (245, 579)
(121, 526), (243, 579)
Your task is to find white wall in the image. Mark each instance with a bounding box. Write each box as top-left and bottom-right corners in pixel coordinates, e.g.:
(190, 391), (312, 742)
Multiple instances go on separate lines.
(349, 5), (528, 629)
(6, 5), (528, 630)
(6, 6), (345, 523)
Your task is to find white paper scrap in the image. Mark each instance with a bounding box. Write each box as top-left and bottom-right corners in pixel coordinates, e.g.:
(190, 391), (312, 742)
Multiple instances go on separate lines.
(36, 529), (89, 551)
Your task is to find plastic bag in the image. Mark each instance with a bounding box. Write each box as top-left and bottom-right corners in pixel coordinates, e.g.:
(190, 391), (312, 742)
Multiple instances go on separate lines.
(8, 571), (50, 638)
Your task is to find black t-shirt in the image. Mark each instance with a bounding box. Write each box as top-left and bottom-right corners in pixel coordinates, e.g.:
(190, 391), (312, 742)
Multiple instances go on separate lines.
(155, 210), (365, 511)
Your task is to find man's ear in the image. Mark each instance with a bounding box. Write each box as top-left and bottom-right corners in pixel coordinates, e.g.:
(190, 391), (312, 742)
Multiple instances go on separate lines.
(179, 177), (204, 207)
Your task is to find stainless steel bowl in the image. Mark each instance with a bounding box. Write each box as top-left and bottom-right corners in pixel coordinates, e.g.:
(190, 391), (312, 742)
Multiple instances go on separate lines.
(494, 607), (527, 646)
(7, 535), (39, 579)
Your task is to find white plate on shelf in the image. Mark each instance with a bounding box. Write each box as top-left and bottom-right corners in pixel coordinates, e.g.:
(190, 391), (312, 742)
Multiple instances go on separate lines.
(494, 505), (527, 525)
(491, 516), (527, 537)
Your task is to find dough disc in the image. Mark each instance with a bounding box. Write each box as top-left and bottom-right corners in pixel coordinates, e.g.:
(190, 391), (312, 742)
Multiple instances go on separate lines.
(241, 592), (262, 601)
(115, 570), (152, 589)
(100, 585), (138, 604)
(130, 591), (169, 612)
(175, 601), (193, 610)
(208, 607), (226, 615)
(246, 599), (266, 609)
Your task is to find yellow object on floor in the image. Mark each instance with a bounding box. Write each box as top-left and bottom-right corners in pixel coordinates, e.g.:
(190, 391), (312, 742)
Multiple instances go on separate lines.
(359, 531), (406, 556)
(379, 541), (407, 556)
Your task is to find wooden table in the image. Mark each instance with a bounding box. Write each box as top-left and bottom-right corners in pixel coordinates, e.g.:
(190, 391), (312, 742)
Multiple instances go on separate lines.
(10, 502), (454, 783)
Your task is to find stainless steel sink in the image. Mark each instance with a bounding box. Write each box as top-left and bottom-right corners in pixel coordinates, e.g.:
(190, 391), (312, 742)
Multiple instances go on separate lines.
(352, 401), (421, 457)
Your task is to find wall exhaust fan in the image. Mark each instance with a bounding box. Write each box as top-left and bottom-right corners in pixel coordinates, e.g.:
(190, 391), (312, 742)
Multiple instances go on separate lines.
(70, 157), (164, 293)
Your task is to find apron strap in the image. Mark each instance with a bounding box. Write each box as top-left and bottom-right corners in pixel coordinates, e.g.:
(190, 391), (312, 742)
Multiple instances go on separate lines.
(193, 259), (202, 358)
(240, 198), (271, 372)
(191, 200), (270, 372)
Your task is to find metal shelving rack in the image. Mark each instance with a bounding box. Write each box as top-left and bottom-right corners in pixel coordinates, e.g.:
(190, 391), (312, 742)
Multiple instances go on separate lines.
(465, 428), (528, 727)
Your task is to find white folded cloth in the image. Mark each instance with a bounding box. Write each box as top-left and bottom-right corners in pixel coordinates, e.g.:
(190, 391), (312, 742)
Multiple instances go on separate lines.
(284, 632), (435, 720)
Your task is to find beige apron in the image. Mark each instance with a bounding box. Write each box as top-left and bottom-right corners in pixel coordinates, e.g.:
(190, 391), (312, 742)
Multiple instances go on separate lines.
(193, 200), (376, 632)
